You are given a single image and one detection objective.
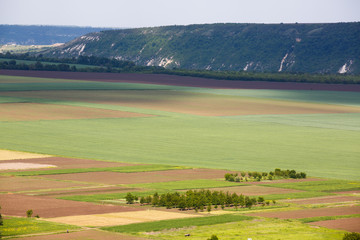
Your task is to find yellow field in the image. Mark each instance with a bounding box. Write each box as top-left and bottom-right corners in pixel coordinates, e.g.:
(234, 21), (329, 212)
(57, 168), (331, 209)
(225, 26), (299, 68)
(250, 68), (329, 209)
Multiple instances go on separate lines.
(0, 149), (52, 161)
(45, 210), (199, 227)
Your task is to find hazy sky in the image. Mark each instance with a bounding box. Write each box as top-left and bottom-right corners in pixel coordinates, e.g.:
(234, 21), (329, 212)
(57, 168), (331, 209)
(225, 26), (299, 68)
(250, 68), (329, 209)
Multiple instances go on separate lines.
(1, 0), (359, 28)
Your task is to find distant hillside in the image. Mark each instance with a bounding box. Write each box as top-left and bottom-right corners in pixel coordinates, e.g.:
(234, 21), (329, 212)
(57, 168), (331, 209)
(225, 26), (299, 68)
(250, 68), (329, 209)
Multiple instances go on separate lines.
(43, 23), (360, 74)
(0, 25), (113, 45)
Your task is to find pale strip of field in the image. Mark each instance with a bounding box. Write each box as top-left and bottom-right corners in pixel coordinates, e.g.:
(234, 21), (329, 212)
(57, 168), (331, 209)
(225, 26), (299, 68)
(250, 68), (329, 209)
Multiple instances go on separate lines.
(0, 149), (52, 161)
(46, 210), (199, 227)
(0, 162), (56, 170)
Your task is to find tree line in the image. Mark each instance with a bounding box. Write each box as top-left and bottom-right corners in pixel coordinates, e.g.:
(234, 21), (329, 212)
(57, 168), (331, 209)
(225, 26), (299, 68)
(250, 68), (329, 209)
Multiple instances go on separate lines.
(225, 168), (307, 182)
(125, 189), (275, 212)
(1, 52), (359, 84)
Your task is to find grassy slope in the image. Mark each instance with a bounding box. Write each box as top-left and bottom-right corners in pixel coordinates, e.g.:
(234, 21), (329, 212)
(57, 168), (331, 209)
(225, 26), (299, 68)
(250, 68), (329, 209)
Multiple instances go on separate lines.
(0, 217), (79, 237)
(137, 218), (346, 240)
(0, 75), (359, 180)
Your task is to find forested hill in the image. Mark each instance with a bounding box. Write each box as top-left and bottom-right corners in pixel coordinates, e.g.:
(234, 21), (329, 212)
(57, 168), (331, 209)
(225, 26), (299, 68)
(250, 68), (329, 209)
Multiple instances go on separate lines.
(44, 23), (360, 74)
(0, 25), (113, 45)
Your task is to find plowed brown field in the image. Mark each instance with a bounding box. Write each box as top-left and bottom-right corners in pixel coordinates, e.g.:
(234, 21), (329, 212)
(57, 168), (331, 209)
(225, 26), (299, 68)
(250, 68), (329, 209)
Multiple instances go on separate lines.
(15, 229), (149, 240)
(41, 168), (230, 185)
(309, 218), (360, 233)
(0, 176), (91, 192)
(0, 102), (151, 121)
(0, 194), (141, 217)
(2, 70), (360, 91)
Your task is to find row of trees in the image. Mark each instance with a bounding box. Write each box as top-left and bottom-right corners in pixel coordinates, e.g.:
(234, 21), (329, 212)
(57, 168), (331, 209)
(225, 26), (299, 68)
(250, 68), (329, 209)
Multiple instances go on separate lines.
(125, 189), (274, 212)
(1, 52), (359, 84)
(225, 168), (307, 182)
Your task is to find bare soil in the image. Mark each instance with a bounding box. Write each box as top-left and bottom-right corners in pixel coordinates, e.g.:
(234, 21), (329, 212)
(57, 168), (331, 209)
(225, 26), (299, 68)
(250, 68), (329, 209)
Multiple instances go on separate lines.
(0, 176), (91, 192)
(0, 102), (152, 121)
(282, 195), (360, 205)
(15, 229), (148, 240)
(0, 194), (142, 218)
(36, 186), (141, 197)
(2, 70), (360, 92)
(41, 168), (231, 185)
(247, 206), (360, 219)
(309, 218), (360, 233)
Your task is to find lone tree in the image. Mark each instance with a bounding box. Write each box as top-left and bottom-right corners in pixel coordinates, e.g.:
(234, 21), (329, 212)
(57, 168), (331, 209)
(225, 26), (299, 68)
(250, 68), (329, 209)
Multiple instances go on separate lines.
(26, 209), (33, 218)
(125, 193), (135, 204)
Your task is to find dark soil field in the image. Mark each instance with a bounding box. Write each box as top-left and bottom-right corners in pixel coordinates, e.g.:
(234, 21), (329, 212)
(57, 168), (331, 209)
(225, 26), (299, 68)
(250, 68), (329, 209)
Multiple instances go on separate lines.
(0, 175), (91, 192)
(309, 218), (360, 233)
(15, 229), (149, 240)
(0, 102), (152, 121)
(15, 229), (148, 240)
(40, 168), (231, 185)
(2, 70), (360, 91)
(0, 194), (142, 218)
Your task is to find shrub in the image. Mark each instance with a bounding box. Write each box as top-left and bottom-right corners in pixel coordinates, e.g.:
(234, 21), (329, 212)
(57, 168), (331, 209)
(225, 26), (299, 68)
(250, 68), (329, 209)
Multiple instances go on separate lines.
(343, 232), (360, 240)
(208, 235), (219, 240)
(26, 209), (33, 218)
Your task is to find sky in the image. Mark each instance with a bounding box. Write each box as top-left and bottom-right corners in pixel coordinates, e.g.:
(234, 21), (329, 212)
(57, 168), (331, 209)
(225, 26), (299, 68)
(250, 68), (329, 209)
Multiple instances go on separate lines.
(0, 0), (359, 28)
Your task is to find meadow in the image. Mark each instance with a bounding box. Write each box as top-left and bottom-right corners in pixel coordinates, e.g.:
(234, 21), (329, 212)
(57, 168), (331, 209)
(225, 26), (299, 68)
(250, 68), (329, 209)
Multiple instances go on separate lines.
(0, 72), (359, 239)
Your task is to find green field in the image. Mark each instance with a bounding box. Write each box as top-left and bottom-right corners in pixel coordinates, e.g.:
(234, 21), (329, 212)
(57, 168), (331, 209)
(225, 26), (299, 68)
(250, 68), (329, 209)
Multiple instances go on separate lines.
(0, 74), (359, 180)
(102, 214), (253, 233)
(131, 218), (346, 240)
(0, 217), (79, 237)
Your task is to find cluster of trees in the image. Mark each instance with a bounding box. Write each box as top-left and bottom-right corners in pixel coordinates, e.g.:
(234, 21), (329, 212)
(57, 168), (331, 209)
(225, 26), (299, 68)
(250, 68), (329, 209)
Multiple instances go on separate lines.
(0, 59), (77, 72)
(158, 68), (360, 84)
(225, 168), (306, 182)
(0, 52), (157, 73)
(125, 189), (274, 212)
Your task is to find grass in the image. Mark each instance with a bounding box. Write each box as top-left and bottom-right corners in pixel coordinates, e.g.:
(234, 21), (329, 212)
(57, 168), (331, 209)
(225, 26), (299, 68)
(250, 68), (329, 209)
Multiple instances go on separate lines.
(261, 180), (360, 192)
(298, 214), (360, 223)
(102, 214), (253, 233)
(1, 164), (188, 176)
(0, 217), (79, 237)
(132, 218), (346, 240)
